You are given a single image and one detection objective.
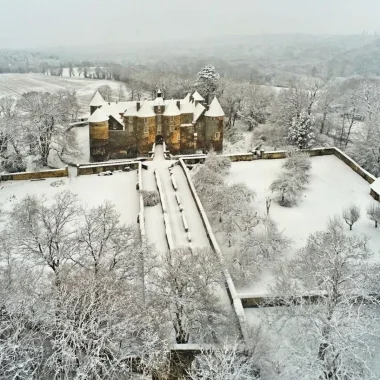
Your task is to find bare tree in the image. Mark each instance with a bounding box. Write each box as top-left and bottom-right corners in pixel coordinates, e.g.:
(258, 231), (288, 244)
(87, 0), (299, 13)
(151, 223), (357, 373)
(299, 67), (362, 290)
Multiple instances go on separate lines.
(150, 247), (230, 344)
(8, 190), (78, 286)
(269, 226), (380, 380)
(186, 342), (260, 380)
(367, 202), (380, 228)
(342, 204), (361, 230)
(265, 196), (272, 215)
(270, 173), (304, 206)
(229, 218), (290, 284)
(18, 91), (80, 167)
(96, 85), (113, 102)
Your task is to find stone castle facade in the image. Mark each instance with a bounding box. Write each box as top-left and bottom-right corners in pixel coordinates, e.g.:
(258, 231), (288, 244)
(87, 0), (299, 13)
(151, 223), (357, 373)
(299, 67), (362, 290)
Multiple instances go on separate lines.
(88, 90), (224, 161)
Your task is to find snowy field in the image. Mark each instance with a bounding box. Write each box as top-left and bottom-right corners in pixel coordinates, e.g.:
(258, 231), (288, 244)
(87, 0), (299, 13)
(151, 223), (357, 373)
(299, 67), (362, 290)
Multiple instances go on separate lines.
(0, 73), (127, 117)
(0, 171), (139, 226)
(225, 155), (380, 294)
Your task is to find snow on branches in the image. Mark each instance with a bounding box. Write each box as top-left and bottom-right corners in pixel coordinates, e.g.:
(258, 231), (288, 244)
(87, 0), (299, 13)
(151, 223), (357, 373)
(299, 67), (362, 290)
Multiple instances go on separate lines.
(270, 150), (312, 206)
(195, 64), (220, 103)
(288, 111), (315, 149)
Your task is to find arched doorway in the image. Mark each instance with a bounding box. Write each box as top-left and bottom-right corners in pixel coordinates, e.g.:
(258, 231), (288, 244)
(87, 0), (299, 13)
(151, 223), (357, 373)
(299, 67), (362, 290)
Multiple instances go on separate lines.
(155, 135), (163, 144)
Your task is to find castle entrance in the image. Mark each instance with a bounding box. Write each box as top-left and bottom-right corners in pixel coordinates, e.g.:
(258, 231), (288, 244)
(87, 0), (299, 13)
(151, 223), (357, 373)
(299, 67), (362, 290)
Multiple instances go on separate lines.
(155, 135), (163, 144)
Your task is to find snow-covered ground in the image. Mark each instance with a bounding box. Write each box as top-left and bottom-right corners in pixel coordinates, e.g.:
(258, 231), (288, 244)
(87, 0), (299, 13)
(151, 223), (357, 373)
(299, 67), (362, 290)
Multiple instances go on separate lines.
(0, 171), (139, 226)
(225, 155), (380, 295)
(0, 73), (128, 117)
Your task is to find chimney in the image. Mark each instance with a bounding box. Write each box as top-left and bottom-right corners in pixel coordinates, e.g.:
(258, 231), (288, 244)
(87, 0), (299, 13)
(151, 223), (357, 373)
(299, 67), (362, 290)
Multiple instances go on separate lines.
(136, 101), (140, 112)
(157, 89), (162, 98)
(176, 100), (180, 109)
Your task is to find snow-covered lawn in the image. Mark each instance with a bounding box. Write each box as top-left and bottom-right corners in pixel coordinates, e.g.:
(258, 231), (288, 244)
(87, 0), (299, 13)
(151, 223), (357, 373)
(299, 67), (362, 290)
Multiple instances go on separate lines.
(0, 73), (128, 117)
(224, 155), (380, 294)
(0, 171), (139, 226)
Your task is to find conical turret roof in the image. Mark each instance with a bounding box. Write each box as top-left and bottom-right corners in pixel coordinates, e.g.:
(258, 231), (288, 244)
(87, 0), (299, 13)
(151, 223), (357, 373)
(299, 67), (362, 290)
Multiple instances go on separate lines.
(192, 91), (204, 102)
(90, 90), (106, 107)
(205, 97), (225, 117)
(163, 99), (181, 116)
(137, 100), (155, 118)
(88, 107), (109, 123)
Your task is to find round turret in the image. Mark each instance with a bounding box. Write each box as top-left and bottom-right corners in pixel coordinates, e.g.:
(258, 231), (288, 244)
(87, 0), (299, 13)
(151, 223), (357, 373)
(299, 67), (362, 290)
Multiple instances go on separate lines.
(89, 108), (109, 161)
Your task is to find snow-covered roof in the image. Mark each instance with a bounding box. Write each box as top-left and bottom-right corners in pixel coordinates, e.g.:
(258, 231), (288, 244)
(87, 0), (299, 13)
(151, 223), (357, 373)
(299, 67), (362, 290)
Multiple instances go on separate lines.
(205, 97), (225, 117)
(163, 99), (181, 117)
(137, 100), (156, 118)
(192, 91), (204, 102)
(123, 104), (137, 117)
(88, 108), (109, 123)
(90, 91), (106, 107)
(180, 101), (194, 114)
(193, 103), (206, 123)
(371, 178), (380, 195)
(182, 93), (191, 103)
(153, 96), (165, 106)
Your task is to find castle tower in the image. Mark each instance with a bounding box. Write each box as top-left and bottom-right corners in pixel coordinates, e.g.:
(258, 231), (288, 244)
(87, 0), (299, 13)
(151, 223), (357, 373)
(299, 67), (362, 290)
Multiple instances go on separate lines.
(136, 100), (156, 155)
(204, 97), (224, 152)
(89, 91), (106, 115)
(89, 108), (109, 161)
(163, 99), (181, 154)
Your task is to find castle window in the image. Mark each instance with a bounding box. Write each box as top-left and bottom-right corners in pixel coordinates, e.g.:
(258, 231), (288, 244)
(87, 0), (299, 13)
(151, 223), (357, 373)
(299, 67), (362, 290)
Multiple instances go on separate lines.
(157, 124), (162, 134)
(170, 125), (174, 133)
(144, 124), (149, 135)
(177, 134), (180, 143)
(144, 118), (148, 123)
(214, 132), (220, 140)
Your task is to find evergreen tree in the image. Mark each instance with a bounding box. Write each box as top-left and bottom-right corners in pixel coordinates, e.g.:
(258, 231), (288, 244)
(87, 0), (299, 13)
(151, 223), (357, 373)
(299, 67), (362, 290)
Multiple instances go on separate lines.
(288, 111), (315, 149)
(195, 64), (220, 104)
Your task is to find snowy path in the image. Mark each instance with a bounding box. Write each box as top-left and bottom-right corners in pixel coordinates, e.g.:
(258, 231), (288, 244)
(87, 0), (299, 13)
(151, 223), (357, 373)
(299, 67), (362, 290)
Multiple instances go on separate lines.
(142, 166), (168, 253)
(143, 145), (210, 252)
(172, 166), (210, 248)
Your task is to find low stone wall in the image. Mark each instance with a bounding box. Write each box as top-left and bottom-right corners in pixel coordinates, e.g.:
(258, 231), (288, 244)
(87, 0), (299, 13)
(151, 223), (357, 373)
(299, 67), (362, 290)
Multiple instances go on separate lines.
(154, 170), (174, 250)
(77, 162), (139, 175)
(332, 147), (376, 184)
(0, 167), (68, 181)
(179, 158), (248, 340)
(138, 162), (146, 243)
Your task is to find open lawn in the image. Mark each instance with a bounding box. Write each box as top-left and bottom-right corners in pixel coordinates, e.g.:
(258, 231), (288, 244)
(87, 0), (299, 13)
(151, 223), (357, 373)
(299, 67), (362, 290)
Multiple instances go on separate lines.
(0, 171), (139, 226)
(224, 155), (380, 294)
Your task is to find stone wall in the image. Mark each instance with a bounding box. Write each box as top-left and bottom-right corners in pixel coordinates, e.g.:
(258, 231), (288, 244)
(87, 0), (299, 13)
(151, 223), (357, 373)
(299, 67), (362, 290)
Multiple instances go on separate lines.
(180, 124), (195, 154)
(77, 162), (139, 175)
(1, 167), (68, 181)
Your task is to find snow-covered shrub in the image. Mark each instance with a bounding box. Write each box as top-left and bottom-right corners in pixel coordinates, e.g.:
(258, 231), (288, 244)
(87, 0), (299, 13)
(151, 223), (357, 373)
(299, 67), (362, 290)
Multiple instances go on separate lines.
(204, 150), (231, 175)
(141, 190), (160, 207)
(2, 154), (26, 173)
(270, 172), (304, 206)
(288, 111), (315, 149)
(282, 150), (312, 172)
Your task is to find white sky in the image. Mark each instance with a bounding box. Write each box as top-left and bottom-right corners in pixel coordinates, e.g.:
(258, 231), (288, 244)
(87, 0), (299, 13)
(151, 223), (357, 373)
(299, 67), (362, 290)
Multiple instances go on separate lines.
(0, 0), (378, 48)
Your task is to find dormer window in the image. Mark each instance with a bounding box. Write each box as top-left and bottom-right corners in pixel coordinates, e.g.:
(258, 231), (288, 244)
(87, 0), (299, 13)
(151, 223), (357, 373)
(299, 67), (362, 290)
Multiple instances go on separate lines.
(214, 132), (220, 140)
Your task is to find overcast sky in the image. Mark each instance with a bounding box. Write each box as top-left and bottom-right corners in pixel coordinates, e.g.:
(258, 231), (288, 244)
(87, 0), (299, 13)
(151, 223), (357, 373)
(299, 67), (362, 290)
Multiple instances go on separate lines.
(0, 0), (378, 49)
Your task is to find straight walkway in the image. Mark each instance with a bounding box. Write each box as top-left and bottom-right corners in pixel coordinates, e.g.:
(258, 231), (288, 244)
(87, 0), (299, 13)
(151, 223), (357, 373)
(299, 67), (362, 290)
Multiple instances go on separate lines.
(143, 144), (209, 252)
